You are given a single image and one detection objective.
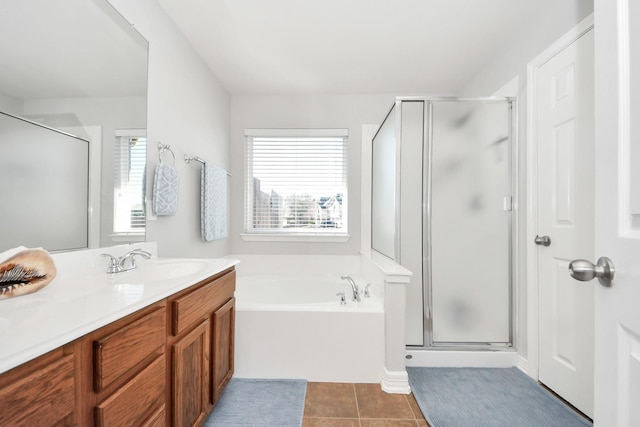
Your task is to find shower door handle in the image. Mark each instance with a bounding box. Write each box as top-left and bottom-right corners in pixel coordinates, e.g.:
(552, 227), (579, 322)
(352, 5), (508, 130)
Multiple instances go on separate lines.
(534, 235), (551, 246)
(568, 257), (615, 287)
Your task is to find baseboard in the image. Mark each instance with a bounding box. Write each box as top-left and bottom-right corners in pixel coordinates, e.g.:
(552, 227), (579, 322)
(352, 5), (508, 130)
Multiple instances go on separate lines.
(517, 355), (529, 375)
(381, 367), (411, 394)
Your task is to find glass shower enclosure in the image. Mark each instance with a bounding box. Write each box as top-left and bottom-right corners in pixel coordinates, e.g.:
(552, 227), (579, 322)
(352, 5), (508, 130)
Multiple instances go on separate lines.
(371, 97), (515, 349)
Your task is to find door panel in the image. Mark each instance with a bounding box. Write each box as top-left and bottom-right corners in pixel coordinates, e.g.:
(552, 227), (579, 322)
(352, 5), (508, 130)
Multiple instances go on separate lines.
(593, 0), (640, 424)
(537, 28), (594, 417)
(430, 100), (512, 345)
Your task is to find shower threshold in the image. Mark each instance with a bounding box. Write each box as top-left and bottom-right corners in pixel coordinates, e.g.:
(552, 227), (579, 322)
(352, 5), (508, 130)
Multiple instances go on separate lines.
(405, 348), (521, 370)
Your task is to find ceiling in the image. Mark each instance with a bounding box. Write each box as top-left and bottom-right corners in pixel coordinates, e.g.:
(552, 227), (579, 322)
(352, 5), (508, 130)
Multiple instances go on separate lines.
(158, 0), (558, 95)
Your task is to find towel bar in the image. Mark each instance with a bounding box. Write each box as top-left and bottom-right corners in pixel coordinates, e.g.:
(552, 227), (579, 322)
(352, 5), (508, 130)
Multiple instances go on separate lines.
(184, 154), (232, 177)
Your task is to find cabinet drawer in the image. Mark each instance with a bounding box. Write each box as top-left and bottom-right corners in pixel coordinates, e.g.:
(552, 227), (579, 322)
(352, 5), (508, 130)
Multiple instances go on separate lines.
(141, 404), (166, 427)
(93, 305), (165, 392)
(95, 354), (166, 427)
(0, 353), (76, 427)
(172, 270), (235, 336)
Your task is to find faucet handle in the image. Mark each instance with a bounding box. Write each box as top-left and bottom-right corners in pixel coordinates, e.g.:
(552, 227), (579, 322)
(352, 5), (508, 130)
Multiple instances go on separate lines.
(336, 292), (347, 305)
(101, 254), (120, 274)
(129, 249), (152, 257)
(119, 249), (151, 270)
(364, 284), (371, 298)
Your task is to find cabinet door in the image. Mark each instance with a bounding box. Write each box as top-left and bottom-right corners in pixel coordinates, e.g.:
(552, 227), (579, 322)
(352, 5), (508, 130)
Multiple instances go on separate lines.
(212, 297), (235, 404)
(0, 351), (77, 427)
(173, 320), (210, 427)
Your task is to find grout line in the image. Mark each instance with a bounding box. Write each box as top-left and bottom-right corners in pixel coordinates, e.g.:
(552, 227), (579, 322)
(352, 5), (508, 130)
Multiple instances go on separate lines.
(405, 394), (418, 420)
(352, 383), (362, 427)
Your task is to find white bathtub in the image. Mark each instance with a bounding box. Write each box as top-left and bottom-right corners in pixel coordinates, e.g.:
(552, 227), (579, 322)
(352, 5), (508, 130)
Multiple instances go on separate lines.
(231, 255), (385, 383)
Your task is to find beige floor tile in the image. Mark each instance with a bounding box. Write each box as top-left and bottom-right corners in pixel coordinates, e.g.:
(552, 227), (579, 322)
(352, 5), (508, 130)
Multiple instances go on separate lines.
(303, 417), (360, 427)
(355, 384), (415, 420)
(406, 393), (426, 420)
(304, 382), (359, 418)
(360, 419), (419, 427)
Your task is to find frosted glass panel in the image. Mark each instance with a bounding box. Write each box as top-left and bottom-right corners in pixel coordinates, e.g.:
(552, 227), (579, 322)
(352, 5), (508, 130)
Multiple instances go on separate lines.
(430, 101), (511, 344)
(371, 106), (397, 259)
(0, 113), (89, 251)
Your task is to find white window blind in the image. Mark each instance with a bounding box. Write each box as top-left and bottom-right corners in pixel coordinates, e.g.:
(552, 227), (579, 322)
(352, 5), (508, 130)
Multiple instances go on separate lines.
(244, 129), (348, 236)
(113, 131), (146, 234)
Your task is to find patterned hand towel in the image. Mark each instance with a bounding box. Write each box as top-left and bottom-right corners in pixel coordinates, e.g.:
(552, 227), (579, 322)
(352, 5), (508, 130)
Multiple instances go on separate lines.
(201, 162), (228, 241)
(152, 163), (179, 216)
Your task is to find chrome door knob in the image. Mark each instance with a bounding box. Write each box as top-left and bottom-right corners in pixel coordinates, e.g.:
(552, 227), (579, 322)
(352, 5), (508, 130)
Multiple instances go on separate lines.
(568, 257), (615, 287)
(534, 235), (551, 246)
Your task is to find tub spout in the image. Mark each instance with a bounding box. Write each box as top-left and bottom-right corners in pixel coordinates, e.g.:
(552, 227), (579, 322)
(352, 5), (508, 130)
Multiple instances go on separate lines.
(340, 275), (361, 302)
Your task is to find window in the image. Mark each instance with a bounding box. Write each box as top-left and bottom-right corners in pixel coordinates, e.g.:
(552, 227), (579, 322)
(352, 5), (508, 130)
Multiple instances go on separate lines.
(244, 129), (349, 241)
(113, 129), (146, 236)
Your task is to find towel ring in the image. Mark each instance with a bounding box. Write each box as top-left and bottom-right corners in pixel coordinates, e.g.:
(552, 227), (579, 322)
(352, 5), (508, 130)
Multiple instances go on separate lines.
(157, 142), (176, 166)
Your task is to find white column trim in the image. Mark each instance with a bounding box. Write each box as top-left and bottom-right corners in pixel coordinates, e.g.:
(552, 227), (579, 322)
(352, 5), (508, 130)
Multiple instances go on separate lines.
(381, 367), (411, 394)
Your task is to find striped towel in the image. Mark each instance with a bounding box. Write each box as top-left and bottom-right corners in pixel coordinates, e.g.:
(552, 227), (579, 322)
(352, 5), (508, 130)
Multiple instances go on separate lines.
(201, 162), (228, 241)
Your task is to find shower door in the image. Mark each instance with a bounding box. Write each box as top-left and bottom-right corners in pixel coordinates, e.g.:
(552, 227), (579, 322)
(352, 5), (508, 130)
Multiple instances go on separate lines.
(427, 100), (513, 346)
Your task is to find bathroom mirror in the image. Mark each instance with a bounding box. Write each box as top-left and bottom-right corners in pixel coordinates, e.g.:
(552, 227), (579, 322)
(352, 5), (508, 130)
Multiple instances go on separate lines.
(0, 0), (148, 252)
(371, 104), (397, 260)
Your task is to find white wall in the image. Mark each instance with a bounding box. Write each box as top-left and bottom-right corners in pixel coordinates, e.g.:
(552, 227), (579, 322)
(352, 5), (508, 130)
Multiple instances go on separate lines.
(107, 0), (231, 258)
(229, 94), (394, 255)
(458, 1), (594, 365)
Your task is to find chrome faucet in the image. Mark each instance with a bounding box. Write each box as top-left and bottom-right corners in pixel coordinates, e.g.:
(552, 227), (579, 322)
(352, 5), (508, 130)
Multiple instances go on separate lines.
(119, 249), (152, 270)
(341, 275), (361, 302)
(101, 249), (152, 274)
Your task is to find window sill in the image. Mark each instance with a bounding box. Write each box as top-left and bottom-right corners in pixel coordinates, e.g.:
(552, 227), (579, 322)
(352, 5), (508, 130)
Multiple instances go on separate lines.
(110, 232), (145, 243)
(241, 233), (350, 243)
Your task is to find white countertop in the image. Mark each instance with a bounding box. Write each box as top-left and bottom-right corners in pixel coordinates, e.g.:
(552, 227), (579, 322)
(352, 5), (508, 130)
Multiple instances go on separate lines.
(0, 245), (239, 374)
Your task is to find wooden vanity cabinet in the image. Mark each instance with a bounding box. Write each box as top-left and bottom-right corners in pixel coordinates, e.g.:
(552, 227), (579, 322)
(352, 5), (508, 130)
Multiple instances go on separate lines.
(0, 267), (236, 427)
(0, 342), (81, 427)
(168, 269), (236, 425)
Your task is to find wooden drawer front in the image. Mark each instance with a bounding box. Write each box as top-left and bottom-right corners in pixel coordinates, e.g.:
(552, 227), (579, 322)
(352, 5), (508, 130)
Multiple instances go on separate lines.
(94, 306), (166, 392)
(95, 354), (166, 427)
(141, 404), (166, 427)
(172, 270), (235, 336)
(0, 353), (75, 427)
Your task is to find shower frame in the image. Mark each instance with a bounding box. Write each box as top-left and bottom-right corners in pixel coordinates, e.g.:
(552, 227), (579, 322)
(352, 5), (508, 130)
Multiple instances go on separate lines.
(371, 96), (518, 352)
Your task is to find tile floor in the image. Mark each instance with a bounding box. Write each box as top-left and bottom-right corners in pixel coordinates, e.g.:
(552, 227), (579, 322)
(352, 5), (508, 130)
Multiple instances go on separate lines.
(303, 382), (430, 427)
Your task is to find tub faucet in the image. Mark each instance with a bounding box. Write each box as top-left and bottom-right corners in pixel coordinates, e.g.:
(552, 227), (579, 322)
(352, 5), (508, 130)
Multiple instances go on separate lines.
(341, 275), (361, 302)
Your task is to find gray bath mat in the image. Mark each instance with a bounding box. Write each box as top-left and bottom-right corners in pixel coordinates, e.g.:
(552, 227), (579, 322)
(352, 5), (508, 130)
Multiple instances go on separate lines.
(407, 367), (592, 427)
(205, 378), (307, 426)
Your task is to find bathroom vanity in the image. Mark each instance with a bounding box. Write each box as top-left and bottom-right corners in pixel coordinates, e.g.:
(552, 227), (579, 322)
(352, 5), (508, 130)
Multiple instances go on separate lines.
(0, 253), (237, 427)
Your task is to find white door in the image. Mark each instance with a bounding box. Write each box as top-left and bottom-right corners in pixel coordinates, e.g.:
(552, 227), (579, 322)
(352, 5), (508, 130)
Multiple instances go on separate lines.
(536, 28), (595, 417)
(589, 0), (640, 424)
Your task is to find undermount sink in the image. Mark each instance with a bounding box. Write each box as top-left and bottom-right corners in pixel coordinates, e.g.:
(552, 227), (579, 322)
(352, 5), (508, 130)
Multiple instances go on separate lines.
(111, 258), (211, 284)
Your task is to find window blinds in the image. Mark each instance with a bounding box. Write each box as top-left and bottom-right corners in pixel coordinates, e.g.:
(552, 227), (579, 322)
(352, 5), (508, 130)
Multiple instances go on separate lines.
(245, 129), (348, 234)
(113, 135), (146, 233)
